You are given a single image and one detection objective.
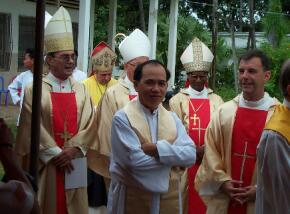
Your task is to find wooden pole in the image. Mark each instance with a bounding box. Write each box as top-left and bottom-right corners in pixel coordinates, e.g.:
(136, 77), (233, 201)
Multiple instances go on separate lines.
(29, 0), (45, 185)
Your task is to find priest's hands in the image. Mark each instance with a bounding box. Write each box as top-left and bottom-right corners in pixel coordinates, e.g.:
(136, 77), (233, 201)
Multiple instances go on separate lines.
(52, 147), (80, 173)
(141, 143), (159, 158)
(221, 180), (256, 205)
(234, 185), (256, 204)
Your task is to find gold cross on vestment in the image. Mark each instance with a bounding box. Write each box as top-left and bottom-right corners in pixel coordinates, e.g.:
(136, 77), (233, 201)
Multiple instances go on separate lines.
(190, 113), (200, 126)
(57, 121), (72, 144)
(233, 141), (256, 183)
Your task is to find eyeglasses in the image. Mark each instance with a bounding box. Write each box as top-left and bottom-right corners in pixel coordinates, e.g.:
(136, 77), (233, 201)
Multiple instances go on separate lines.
(54, 54), (75, 62)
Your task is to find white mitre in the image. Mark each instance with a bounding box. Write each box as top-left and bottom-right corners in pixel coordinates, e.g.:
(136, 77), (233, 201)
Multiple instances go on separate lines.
(118, 28), (151, 63)
(45, 11), (52, 28)
(180, 37), (214, 73)
(44, 6), (74, 53)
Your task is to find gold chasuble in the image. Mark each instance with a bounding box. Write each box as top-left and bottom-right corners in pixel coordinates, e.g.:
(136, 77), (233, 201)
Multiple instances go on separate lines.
(15, 76), (96, 214)
(83, 75), (117, 106)
(88, 78), (136, 178)
(122, 99), (186, 214)
(195, 95), (278, 214)
(265, 104), (290, 143)
(169, 88), (223, 213)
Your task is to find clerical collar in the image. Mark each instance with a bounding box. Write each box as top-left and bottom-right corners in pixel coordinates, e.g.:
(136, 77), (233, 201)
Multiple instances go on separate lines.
(283, 98), (290, 109)
(47, 72), (72, 92)
(239, 92), (274, 110)
(186, 86), (208, 99)
(124, 75), (137, 95)
(137, 98), (158, 116)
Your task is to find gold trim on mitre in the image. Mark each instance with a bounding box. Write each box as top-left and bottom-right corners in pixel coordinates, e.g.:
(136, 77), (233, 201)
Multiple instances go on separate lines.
(44, 6), (74, 53)
(91, 42), (117, 72)
(181, 37), (213, 73)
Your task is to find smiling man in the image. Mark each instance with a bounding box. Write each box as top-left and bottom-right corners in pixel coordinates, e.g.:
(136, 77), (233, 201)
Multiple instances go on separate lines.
(170, 37), (224, 214)
(195, 49), (279, 214)
(108, 60), (196, 214)
(15, 7), (96, 214)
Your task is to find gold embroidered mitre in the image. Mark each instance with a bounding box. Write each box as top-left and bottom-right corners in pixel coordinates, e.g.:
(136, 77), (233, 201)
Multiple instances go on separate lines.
(44, 6), (74, 53)
(91, 41), (117, 72)
(180, 37), (213, 73)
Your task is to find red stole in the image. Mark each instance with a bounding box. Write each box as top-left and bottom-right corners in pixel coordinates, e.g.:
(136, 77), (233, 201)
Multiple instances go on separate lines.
(188, 98), (210, 214)
(228, 107), (268, 214)
(129, 94), (137, 100)
(51, 92), (78, 214)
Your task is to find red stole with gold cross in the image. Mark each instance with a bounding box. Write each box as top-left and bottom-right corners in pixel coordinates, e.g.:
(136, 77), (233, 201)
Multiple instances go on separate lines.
(188, 98), (210, 214)
(51, 92), (78, 214)
(228, 107), (268, 214)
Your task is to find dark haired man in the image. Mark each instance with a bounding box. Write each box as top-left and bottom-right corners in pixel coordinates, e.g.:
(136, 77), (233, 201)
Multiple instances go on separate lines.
(195, 49), (279, 214)
(15, 7), (96, 214)
(255, 59), (290, 214)
(88, 29), (151, 191)
(170, 37), (223, 214)
(8, 48), (35, 125)
(107, 60), (196, 214)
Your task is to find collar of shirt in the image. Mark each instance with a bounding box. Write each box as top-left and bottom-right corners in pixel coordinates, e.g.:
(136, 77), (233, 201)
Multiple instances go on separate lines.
(239, 92), (274, 110)
(283, 98), (290, 109)
(124, 75), (137, 95)
(185, 86), (208, 98)
(47, 72), (72, 92)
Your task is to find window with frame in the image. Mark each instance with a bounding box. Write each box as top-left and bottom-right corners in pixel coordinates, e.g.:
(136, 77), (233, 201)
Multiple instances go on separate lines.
(18, 16), (36, 72)
(0, 13), (12, 71)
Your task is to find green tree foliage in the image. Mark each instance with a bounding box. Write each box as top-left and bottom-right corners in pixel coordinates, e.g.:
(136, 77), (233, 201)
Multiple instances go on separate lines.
(262, 0), (289, 47)
(261, 37), (290, 100)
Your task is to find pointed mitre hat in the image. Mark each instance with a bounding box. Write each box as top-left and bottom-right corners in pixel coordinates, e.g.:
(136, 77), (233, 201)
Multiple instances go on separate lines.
(180, 37), (214, 73)
(44, 6), (74, 53)
(91, 41), (117, 72)
(45, 11), (52, 28)
(118, 29), (151, 63)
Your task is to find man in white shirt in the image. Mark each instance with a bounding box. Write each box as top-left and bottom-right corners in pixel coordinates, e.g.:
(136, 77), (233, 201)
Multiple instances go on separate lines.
(8, 49), (34, 125)
(108, 60), (196, 214)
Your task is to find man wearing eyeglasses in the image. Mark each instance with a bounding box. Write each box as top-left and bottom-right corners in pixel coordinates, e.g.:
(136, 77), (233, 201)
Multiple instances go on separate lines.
(15, 7), (96, 214)
(169, 38), (224, 214)
(88, 29), (151, 192)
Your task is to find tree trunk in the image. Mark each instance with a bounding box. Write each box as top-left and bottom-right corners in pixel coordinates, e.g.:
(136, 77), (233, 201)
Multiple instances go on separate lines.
(239, 0), (243, 31)
(247, 0), (256, 49)
(211, 0), (218, 90)
(230, 19), (239, 93)
(138, 0), (146, 32)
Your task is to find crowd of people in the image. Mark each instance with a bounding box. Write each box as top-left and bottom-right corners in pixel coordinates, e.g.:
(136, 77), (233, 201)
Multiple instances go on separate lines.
(1, 6), (289, 214)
